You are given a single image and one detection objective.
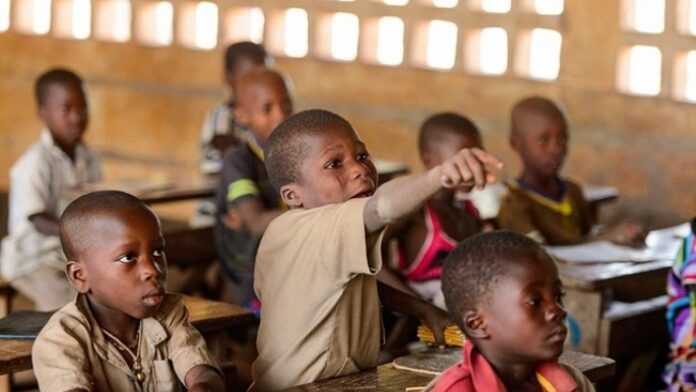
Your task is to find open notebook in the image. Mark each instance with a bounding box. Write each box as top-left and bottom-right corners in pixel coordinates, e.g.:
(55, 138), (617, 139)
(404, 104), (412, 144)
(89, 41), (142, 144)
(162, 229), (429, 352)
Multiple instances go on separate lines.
(546, 222), (690, 264)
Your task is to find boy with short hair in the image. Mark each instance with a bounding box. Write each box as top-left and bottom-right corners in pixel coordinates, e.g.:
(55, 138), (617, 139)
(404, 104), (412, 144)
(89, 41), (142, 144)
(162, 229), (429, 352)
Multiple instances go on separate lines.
(498, 96), (642, 246)
(428, 231), (594, 391)
(390, 112), (483, 309)
(199, 41), (270, 174)
(252, 109), (502, 390)
(215, 68), (291, 309)
(32, 190), (224, 392)
(1, 68), (101, 310)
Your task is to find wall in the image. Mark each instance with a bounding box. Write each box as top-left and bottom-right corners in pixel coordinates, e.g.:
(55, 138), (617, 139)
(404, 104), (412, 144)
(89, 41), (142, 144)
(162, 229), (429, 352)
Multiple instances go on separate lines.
(0, 0), (694, 225)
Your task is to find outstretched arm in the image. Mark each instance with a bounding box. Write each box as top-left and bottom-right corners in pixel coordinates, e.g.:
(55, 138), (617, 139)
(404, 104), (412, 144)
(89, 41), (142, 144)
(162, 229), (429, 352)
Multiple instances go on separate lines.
(364, 148), (502, 234)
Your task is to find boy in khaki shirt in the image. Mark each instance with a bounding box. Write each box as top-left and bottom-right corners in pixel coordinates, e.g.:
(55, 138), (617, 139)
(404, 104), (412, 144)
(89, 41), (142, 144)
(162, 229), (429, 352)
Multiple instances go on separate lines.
(252, 109), (502, 391)
(32, 191), (223, 392)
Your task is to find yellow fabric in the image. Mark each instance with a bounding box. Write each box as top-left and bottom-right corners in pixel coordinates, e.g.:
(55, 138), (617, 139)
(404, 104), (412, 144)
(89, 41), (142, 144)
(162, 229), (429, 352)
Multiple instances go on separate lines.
(507, 180), (574, 216)
(227, 179), (260, 202)
(536, 372), (559, 392)
(248, 139), (264, 161)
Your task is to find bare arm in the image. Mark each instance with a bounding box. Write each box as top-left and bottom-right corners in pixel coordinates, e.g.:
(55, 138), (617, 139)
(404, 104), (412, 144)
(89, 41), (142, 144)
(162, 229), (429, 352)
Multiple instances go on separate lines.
(225, 198), (283, 236)
(28, 212), (60, 236)
(185, 365), (225, 392)
(364, 148), (502, 234)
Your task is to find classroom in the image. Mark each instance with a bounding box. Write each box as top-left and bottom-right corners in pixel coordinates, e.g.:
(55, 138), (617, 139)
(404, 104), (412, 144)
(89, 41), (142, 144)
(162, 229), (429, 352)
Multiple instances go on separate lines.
(0, 0), (694, 391)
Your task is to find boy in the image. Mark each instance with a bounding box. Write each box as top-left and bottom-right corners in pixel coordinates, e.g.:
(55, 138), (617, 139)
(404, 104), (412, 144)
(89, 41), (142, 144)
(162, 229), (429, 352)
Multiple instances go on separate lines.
(428, 231), (594, 391)
(390, 112), (483, 309)
(215, 68), (291, 309)
(663, 219), (696, 391)
(199, 41), (270, 174)
(32, 191), (224, 392)
(497, 96), (642, 246)
(253, 109), (502, 390)
(0, 68), (101, 311)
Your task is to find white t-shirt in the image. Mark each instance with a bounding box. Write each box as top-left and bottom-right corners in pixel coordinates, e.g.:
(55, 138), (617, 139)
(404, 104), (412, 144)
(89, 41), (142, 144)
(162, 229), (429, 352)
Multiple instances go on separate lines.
(1, 131), (101, 279)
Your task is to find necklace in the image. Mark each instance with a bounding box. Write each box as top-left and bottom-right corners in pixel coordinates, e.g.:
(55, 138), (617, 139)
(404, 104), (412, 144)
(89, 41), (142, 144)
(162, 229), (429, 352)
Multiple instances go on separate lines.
(103, 322), (145, 383)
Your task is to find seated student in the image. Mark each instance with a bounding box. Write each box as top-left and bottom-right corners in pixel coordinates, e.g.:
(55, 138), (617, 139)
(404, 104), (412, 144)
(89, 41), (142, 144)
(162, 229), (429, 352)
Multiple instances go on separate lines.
(32, 191), (224, 392)
(199, 41), (270, 174)
(252, 109), (502, 390)
(0, 68), (101, 311)
(389, 112), (483, 309)
(497, 96), (642, 246)
(427, 231), (594, 391)
(215, 68), (292, 310)
(663, 219), (696, 391)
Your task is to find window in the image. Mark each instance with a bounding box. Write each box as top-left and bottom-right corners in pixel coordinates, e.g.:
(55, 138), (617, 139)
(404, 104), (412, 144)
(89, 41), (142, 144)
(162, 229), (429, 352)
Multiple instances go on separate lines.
(528, 28), (562, 80)
(473, 0), (511, 14)
(431, 0), (458, 7)
(15, 0), (52, 35)
(178, 1), (218, 50)
(223, 7), (264, 44)
(618, 45), (662, 96)
(323, 12), (359, 61)
(466, 27), (508, 75)
(268, 8), (309, 58)
(136, 1), (173, 46)
(623, 0), (665, 34)
(0, 0), (10, 32)
(55, 0), (91, 39)
(376, 16), (404, 65)
(531, 0), (564, 15)
(95, 0), (131, 42)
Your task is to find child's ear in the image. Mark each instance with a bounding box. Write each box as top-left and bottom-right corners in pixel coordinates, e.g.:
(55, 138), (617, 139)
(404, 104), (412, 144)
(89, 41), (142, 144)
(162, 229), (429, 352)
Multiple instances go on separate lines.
(462, 310), (489, 339)
(66, 261), (89, 294)
(280, 184), (303, 208)
(421, 150), (435, 168)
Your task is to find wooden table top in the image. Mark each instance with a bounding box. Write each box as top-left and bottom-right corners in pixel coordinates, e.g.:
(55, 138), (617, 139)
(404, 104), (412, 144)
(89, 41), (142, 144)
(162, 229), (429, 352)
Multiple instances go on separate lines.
(0, 296), (254, 375)
(284, 350), (615, 391)
(558, 259), (672, 290)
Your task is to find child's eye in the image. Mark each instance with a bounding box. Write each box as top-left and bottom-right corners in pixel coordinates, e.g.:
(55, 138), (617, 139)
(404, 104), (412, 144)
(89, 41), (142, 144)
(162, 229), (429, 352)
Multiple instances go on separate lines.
(527, 297), (541, 307)
(153, 249), (165, 258)
(357, 153), (370, 162)
(325, 159), (342, 169)
(116, 254), (136, 264)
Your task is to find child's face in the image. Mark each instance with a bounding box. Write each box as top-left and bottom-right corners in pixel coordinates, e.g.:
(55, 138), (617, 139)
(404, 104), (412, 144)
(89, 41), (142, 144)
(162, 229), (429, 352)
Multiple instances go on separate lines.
(512, 114), (567, 179)
(422, 130), (482, 169)
(76, 208), (167, 320)
(225, 58), (265, 93)
(235, 79), (292, 145)
(39, 82), (88, 149)
(478, 252), (567, 364)
(286, 124), (378, 209)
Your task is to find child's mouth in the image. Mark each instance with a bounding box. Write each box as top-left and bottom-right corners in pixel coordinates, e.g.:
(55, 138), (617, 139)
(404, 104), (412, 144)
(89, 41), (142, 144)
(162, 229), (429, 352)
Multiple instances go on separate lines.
(142, 289), (165, 307)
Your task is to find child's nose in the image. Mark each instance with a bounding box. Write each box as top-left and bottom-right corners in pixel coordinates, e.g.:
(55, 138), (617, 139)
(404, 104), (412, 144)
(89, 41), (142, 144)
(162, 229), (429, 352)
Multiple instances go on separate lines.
(349, 159), (369, 179)
(547, 303), (567, 322)
(140, 256), (163, 280)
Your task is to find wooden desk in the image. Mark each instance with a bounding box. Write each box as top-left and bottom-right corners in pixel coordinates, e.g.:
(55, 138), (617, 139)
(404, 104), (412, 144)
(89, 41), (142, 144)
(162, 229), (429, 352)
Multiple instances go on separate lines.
(583, 185), (619, 222)
(283, 350), (615, 391)
(558, 259), (671, 355)
(0, 295), (254, 390)
(134, 159), (409, 205)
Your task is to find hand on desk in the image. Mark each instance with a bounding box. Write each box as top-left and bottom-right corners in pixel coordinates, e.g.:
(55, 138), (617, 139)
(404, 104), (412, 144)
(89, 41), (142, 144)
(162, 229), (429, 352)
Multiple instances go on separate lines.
(601, 221), (647, 248)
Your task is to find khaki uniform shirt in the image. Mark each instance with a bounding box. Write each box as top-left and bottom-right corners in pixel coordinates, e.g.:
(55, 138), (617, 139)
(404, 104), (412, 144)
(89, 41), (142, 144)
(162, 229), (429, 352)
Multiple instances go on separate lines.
(253, 198), (385, 391)
(497, 179), (593, 245)
(32, 293), (220, 392)
(1, 130), (101, 280)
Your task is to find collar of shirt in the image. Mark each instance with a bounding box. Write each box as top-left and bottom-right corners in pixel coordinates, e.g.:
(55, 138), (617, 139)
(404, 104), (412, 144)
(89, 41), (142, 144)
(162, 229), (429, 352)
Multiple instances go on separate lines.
(75, 294), (169, 376)
(433, 340), (578, 392)
(40, 129), (91, 174)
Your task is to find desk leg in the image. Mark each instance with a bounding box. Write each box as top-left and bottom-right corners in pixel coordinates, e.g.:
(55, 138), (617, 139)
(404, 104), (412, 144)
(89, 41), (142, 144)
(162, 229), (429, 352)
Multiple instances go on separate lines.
(0, 375), (9, 392)
(564, 288), (605, 354)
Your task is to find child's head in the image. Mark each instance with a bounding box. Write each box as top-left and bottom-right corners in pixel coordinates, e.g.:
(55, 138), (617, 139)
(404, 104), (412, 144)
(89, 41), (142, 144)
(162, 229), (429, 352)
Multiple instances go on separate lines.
(224, 41), (270, 93)
(60, 191), (167, 320)
(34, 68), (88, 151)
(442, 231), (567, 363)
(234, 68), (293, 145)
(265, 109), (377, 209)
(510, 96), (568, 180)
(418, 112), (483, 169)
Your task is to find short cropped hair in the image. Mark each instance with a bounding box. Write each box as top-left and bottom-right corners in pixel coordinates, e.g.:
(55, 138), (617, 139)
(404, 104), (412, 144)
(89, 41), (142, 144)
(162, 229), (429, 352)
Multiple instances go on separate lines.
(418, 112), (482, 154)
(265, 109), (353, 191)
(34, 68), (83, 107)
(442, 231), (546, 331)
(60, 191), (154, 260)
(510, 96), (567, 137)
(224, 41), (268, 73)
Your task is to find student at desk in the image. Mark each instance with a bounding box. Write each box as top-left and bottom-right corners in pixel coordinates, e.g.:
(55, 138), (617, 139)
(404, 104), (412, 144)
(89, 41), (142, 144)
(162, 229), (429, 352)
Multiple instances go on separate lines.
(497, 96), (643, 246)
(428, 231), (594, 391)
(215, 69), (292, 310)
(1, 68), (101, 311)
(33, 191), (223, 392)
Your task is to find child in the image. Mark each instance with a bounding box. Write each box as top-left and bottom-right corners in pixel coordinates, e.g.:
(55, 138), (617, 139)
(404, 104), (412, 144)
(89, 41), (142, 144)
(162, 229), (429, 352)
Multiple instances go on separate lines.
(428, 231), (595, 391)
(390, 112), (483, 309)
(199, 41), (270, 174)
(663, 219), (696, 391)
(252, 109), (502, 390)
(0, 68), (101, 311)
(32, 190), (224, 392)
(497, 96), (642, 246)
(214, 68), (291, 309)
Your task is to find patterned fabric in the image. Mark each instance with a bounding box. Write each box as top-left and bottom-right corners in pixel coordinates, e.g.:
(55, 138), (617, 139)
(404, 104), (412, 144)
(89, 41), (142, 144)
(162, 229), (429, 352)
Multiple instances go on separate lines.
(665, 230), (696, 391)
